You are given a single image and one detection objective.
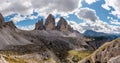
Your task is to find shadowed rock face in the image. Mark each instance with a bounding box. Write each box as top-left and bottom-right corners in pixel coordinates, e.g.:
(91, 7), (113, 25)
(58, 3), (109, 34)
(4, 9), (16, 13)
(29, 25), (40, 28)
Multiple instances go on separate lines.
(56, 17), (69, 32)
(45, 14), (55, 30)
(35, 15), (74, 32)
(0, 13), (5, 26)
(35, 19), (45, 30)
(5, 21), (16, 29)
(56, 17), (73, 32)
(68, 24), (73, 32)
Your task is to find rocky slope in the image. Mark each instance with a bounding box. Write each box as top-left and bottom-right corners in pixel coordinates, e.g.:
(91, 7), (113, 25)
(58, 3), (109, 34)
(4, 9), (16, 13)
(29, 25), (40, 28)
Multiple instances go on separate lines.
(0, 14), (32, 49)
(84, 30), (118, 50)
(79, 38), (120, 63)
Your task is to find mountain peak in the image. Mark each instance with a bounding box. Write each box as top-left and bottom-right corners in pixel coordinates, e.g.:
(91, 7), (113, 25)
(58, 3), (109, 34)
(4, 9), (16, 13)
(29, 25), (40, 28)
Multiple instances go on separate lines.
(45, 14), (55, 30)
(35, 19), (45, 30)
(35, 14), (74, 32)
(56, 17), (73, 32)
(59, 17), (68, 25)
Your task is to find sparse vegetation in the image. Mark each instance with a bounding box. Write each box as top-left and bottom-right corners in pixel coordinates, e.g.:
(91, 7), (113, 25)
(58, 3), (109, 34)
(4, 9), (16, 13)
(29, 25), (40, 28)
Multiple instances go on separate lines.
(68, 50), (93, 62)
(3, 55), (27, 63)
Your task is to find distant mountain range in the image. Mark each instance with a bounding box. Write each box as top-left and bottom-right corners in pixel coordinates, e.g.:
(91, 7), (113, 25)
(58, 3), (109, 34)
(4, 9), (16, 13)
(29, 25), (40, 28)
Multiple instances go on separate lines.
(83, 30), (119, 40)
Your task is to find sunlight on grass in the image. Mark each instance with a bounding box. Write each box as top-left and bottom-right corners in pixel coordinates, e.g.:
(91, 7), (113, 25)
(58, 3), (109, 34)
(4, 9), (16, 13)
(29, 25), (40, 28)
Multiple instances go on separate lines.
(68, 50), (93, 62)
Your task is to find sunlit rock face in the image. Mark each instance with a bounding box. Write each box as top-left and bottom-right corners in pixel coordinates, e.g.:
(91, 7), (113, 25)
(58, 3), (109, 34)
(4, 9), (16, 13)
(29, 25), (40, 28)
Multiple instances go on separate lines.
(35, 14), (74, 32)
(45, 14), (55, 30)
(79, 39), (120, 63)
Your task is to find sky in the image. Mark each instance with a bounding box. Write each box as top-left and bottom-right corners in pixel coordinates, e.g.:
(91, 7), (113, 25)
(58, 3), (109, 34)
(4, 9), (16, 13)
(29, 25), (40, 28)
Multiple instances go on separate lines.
(0, 0), (120, 34)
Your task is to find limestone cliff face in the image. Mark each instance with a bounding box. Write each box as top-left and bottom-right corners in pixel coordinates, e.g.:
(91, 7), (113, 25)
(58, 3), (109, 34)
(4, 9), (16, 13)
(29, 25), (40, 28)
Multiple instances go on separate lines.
(56, 17), (69, 32)
(35, 19), (45, 30)
(35, 15), (74, 32)
(45, 14), (55, 30)
(0, 13), (5, 26)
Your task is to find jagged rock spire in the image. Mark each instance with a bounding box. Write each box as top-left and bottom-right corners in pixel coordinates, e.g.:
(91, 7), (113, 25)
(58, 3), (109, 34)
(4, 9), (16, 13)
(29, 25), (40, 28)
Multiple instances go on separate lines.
(35, 19), (45, 30)
(35, 14), (74, 32)
(45, 14), (55, 30)
(0, 13), (5, 26)
(56, 17), (73, 32)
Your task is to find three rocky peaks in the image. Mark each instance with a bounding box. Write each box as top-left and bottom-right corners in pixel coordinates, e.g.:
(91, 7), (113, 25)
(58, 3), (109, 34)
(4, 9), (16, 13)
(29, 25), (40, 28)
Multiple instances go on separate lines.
(0, 13), (73, 32)
(35, 14), (74, 32)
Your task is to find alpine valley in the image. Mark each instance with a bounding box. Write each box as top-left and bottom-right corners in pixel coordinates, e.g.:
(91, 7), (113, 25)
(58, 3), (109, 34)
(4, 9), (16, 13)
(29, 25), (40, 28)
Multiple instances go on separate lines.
(0, 13), (120, 63)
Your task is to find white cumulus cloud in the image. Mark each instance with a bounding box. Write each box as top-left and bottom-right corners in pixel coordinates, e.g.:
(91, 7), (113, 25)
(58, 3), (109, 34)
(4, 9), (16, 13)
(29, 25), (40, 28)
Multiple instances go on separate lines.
(85, 0), (98, 4)
(102, 0), (120, 18)
(69, 20), (120, 34)
(16, 25), (35, 30)
(73, 7), (120, 34)
(0, 0), (81, 16)
(77, 8), (98, 22)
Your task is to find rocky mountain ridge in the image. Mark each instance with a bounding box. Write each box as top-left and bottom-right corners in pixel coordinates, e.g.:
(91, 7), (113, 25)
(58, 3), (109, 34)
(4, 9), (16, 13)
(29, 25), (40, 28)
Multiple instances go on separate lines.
(0, 13), (119, 63)
(79, 38), (120, 63)
(0, 13), (92, 63)
(35, 14), (74, 32)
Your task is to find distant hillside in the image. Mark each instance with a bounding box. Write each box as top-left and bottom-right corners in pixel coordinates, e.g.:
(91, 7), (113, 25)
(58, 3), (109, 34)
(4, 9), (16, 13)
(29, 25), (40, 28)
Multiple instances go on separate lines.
(79, 38), (120, 63)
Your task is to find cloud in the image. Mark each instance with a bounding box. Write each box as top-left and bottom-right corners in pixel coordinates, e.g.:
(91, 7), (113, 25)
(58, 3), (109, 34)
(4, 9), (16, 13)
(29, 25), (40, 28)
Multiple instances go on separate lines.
(85, 0), (98, 4)
(10, 14), (27, 23)
(110, 18), (120, 25)
(77, 8), (98, 22)
(70, 7), (120, 34)
(68, 20), (120, 34)
(0, 0), (33, 16)
(102, 0), (120, 18)
(110, 20), (120, 25)
(0, 0), (82, 23)
(16, 24), (35, 30)
(0, 0), (81, 16)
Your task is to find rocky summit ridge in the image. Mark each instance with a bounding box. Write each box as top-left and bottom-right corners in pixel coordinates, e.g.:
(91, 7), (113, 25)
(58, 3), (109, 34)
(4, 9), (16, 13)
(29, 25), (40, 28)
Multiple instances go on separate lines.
(35, 14), (74, 32)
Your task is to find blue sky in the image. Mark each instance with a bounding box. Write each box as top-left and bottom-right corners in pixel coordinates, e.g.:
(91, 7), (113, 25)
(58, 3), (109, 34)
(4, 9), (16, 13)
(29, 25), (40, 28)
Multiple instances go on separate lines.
(1, 0), (120, 33)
